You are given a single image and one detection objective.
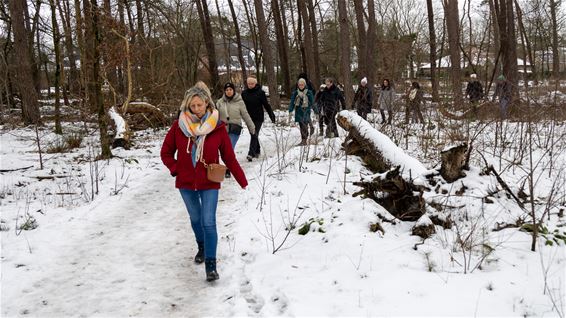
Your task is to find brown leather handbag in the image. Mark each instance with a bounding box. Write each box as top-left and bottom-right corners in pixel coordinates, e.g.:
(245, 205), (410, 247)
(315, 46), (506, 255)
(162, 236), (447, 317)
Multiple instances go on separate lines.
(201, 158), (227, 183)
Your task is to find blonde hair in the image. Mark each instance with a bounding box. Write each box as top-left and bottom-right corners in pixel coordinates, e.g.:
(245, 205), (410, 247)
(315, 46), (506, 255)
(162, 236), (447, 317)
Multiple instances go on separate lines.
(194, 80), (212, 97)
(180, 86), (214, 112)
(246, 77), (258, 85)
(297, 78), (306, 86)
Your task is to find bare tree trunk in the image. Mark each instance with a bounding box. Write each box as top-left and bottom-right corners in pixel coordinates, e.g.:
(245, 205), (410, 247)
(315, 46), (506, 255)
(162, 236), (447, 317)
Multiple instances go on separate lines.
(514, 0), (537, 83)
(295, 1), (307, 74)
(353, 0), (367, 81)
(58, 0), (80, 94)
(426, 0), (440, 102)
(134, 0), (144, 43)
(227, 0), (248, 83)
(84, 0), (112, 158)
(49, 0), (63, 134)
(306, 0), (320, 87)
(272, 0), (291, 97)
(75, 0), (87, 95)
(8, 0), (40, 124)
(444, 0), (463, 105)
(550, 0), (560, 77)
(117, 0), (126, 95)
(493, 0), (518, 94)
(367, 0), (377, 90)
(338, 0), (353, 107)
(214, 0), (231, 82)
(196, 0), (221, 96)
(253, 0), (281, 109)
(297, 0), (316, 84)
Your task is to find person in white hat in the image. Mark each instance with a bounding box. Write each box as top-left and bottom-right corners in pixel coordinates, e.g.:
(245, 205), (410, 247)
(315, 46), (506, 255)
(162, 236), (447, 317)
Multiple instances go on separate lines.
(352, 77), (373, 120)
(465, 73), (484, 118)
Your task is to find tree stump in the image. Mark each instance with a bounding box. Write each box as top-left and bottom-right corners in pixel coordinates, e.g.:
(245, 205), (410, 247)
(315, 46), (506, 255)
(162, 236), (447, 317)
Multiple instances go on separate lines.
(440, 143), (469, 182)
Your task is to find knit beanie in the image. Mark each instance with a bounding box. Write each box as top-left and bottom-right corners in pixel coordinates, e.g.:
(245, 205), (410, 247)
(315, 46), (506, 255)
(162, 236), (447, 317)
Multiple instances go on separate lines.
(224, 82), (236, 91)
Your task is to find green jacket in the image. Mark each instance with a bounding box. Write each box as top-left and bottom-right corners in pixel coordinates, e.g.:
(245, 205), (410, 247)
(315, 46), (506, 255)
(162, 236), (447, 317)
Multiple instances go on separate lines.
(288, 88), (314, 123)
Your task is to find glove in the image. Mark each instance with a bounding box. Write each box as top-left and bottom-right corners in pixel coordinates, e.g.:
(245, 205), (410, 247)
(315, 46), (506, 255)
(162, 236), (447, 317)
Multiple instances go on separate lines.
(249, 128), (255, 135)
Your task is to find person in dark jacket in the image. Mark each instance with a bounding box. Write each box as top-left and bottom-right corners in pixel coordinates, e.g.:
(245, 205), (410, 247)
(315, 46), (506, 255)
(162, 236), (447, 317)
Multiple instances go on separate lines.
(241, 76), (276, 161)
(465, 73), (484, 118)
(352, 77), (373, 120)
(378, 79), (395, 124)
(313, 84), (326, 136)
(493, 74), (512, 119)
(161, 85), (248, 282)
(406, 81), (424, 126)
(318, 77), (346, 138)
(289, 78), (315, 145)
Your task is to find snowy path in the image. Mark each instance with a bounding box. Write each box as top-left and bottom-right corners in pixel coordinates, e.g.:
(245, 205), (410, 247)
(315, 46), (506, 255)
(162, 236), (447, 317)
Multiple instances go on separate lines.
(3, 163), (242, 317)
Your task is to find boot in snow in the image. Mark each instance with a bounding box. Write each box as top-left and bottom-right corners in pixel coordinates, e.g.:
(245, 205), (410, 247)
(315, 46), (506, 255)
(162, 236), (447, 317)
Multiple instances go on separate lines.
(205, 259), (219, 281)
(194, 242), (204, 264)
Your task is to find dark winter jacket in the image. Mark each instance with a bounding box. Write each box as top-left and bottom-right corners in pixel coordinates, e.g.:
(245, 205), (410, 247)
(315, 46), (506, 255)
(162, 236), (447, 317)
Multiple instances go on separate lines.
(353, 86), (373, 113)
(465, 80), (484, 102)
(408, 88), (423, 107)
(161, 120), (248, 190)
(289, 88), (314, 123)
(241, 84), (276, 123)
(493, 80), (512, 101)
(317, 84), (346, 115)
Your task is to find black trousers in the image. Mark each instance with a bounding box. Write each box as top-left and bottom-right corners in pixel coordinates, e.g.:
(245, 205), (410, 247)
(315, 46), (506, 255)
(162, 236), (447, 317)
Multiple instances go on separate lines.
(248, 120), (263, 157)
(298, 122), (309, 140)
(324, 111), (339, 137)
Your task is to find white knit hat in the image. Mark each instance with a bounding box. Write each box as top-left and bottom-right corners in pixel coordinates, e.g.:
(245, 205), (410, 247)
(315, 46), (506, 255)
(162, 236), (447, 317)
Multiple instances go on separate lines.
(470, 73), (477, 79)
(361, 77), (367, 85)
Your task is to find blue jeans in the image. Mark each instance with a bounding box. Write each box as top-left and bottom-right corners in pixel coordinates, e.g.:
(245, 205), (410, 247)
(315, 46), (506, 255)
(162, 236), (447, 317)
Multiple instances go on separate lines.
(228, 133), (240, 149)
(179, 189), (219, 259)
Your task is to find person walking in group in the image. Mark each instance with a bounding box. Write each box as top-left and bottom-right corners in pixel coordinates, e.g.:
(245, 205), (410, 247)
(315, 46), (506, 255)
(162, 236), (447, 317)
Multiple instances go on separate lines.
(465, 73), (484, 118)
(493, 74), (512, 119)
(313, 84), (326, 136)
(161, 85), (248, 282)
(317, 77), (346, 138)
(378, 78), (395, 124)
(352, 77), (373, 121)
(289, 78), (314, 145)
(295, 72), (316, 135)
(241, 76), (276, 161)
(216, 82), (255, 178)
(406, 81), (425, 126)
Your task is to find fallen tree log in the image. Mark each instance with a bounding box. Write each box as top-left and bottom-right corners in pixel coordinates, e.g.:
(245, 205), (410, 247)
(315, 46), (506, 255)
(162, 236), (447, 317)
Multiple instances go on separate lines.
(337, 111), (427, 221)
(123, 102), (167, 129)
(353, 166), (425, 221)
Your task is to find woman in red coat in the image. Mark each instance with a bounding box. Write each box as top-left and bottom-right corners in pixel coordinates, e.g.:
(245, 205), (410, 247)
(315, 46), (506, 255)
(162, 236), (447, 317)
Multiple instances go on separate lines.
(161, 85), (248, 282)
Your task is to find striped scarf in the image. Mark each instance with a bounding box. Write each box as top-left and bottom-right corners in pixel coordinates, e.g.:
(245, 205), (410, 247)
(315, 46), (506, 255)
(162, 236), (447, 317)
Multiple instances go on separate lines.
(294, 89), (309, 109)
(178, 109), (219, 165)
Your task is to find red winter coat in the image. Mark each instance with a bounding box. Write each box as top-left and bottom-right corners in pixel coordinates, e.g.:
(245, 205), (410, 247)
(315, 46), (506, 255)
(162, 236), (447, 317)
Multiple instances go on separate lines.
(161, 120), (248, 190)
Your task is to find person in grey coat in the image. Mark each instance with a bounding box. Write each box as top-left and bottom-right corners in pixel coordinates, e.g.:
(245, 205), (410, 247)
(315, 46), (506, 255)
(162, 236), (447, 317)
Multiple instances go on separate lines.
(217, 82), (256, 177)
(378, 79), (395, 124)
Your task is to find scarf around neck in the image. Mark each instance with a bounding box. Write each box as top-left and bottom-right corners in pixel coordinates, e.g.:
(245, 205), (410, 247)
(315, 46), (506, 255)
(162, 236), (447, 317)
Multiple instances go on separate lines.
(178, 109), (219, 165)
(294, 89), (309, 109)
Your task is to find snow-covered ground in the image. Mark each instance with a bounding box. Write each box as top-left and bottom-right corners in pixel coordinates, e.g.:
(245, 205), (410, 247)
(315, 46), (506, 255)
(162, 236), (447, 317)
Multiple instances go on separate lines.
(1, 111), (565, 317)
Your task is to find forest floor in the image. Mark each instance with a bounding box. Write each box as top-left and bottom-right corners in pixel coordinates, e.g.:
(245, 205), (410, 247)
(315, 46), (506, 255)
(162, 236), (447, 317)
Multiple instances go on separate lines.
(1, 109), (565, 317)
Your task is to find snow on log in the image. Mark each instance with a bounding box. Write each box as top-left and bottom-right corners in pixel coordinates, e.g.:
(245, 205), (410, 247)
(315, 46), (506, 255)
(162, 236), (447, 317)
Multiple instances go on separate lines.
(109, 106), (131, 148)
(336, 110), (427, 178)
(338, 111), (429, 221)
